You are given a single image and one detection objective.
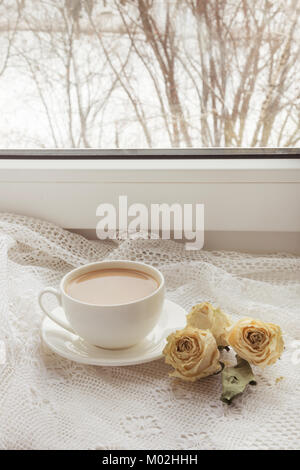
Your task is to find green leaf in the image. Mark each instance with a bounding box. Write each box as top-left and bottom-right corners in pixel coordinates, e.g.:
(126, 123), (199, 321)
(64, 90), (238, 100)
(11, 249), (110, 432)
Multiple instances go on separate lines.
(221, 356), (257, 405)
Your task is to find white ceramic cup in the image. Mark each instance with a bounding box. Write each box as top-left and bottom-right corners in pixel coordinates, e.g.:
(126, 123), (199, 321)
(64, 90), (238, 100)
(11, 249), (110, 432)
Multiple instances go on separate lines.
(38, 260), (165, 349)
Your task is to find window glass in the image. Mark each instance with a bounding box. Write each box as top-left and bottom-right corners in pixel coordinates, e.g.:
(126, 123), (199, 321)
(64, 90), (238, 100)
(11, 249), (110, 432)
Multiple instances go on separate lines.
(0, 0), (299, 149)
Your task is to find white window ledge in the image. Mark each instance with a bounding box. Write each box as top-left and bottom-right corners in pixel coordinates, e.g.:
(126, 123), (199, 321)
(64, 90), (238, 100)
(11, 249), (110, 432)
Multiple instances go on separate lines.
(0, 158), (299, 253)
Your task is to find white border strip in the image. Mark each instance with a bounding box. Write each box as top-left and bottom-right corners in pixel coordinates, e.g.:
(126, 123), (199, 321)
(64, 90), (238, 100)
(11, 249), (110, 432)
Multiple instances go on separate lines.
(0, 159), (300, 183)
(1, 158), (300, 170)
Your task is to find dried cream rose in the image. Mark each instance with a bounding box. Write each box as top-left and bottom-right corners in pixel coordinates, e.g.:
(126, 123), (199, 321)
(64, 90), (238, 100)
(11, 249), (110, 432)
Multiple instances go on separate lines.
(186, 302), (232, 346)
(227, 317), (284, 367)
(163, 326), (222, 381)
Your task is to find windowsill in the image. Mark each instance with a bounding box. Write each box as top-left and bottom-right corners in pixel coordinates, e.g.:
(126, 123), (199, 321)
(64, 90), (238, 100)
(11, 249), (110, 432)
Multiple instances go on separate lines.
(0, 157), (299, 253)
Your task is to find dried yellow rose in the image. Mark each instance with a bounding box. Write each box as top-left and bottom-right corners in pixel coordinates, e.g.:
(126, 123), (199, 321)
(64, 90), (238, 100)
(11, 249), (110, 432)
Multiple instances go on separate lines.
(227, 317), (284, 367)
(163, 326), (222, 382)
(186, 302), (232, 346)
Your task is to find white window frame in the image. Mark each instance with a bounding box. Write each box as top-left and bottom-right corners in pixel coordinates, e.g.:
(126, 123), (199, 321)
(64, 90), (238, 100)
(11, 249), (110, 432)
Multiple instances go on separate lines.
(0, 149), (299, 253)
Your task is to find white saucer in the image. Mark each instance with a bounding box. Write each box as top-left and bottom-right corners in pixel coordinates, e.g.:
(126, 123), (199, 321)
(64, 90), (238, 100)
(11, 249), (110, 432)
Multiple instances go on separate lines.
(41, 299), (187, 366)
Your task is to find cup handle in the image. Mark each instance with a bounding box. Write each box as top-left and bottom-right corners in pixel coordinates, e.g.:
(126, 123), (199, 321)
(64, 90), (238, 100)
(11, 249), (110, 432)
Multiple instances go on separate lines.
(38, 287), (75, 334)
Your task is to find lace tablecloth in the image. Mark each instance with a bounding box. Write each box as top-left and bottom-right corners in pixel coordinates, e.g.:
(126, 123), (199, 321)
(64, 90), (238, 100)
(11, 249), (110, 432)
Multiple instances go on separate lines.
(0, 213), (299, 450)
